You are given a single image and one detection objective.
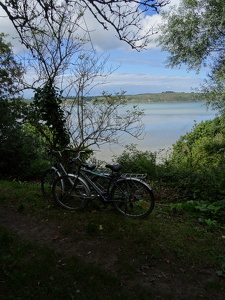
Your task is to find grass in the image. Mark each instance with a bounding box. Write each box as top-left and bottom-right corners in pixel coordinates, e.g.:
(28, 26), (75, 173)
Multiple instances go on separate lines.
(0, 179), (225, 299)
(1, 226), (131, 300)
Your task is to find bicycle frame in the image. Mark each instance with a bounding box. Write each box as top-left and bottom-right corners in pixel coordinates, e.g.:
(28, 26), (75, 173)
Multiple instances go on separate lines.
(50, 161), (66, 175)
(78, 167), (135, 205)
(67, 150), (151, 206)
(48, 148), (78, 176)
(81, 169), (113, 201)
(53, 150), (155, 217)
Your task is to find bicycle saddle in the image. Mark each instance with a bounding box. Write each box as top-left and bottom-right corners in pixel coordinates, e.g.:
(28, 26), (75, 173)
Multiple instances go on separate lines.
(82, 163), (96, 171)
(105, 164), (122, 172)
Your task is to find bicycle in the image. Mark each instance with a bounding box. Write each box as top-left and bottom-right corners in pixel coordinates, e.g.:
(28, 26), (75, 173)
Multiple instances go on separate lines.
(52, 150), (155, 218)
(41, 148), (79, 205)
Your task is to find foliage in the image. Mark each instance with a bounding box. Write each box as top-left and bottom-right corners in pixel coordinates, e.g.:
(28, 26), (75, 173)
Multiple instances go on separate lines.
(200, 55), (225, 115)
(169, 117), (225, 168)
(158, 0), (225, 71)
(163, 117), (225, 203)
(28, 82), (70, 149)
(0, 34), (48, 180)
(169, 200), (225, 228)
(113, 144), (157, 178)
(158, 0), (225, 113)
(0, 33), (23, 99)
(0, 100), (49, 180)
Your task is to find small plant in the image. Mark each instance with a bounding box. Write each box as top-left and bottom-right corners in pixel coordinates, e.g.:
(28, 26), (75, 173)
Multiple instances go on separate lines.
(169, 200), (225, 227)
(198, 218), (218, 228)
(12, 179), (28, 186)
(216, 264), (225, 277)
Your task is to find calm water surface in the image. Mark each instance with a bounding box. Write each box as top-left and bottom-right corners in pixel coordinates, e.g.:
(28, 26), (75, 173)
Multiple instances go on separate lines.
(92, 102), (216, 162)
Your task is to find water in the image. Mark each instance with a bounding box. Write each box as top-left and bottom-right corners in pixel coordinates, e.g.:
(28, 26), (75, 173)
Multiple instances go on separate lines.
(91, 102), (216, 162)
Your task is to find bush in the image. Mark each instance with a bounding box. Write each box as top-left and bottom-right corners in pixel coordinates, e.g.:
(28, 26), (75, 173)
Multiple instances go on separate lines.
(164, 117), (225, 202)
(113, 144), (157, 179)
(0, 99), (49, 180)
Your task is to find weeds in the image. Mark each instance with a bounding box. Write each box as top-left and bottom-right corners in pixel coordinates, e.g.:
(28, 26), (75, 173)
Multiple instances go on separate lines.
(169, 200), (225, 228)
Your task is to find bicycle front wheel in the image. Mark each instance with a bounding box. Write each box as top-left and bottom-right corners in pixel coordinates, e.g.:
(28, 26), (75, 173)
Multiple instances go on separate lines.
(111, 178), (155, 218)
(41, 168), (61, 205)
(53, 175), (90, 211)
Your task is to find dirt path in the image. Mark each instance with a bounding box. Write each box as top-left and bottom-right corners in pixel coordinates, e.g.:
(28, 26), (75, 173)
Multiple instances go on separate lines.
(0, 206), (224, 299)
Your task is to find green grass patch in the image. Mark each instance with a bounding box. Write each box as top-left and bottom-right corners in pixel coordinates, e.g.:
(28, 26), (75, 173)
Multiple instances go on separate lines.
(0, 226), (138, 300)
(0, 180), (225, 299)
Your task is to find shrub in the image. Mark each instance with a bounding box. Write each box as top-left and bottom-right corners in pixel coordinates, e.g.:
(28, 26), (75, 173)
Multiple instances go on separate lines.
(0, 100), (49, 180)
(113, 144), (157, 179)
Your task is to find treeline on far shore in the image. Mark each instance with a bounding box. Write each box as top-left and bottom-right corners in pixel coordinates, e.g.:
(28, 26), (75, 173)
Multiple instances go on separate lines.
(24, 92), (204, 104)
(64, 92), (203, 104)
(123, 92), (203, 103)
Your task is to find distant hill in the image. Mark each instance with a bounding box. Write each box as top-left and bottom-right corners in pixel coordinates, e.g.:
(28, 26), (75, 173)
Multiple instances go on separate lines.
(25, 92), (204, 104)
(122, 92), (203, 103)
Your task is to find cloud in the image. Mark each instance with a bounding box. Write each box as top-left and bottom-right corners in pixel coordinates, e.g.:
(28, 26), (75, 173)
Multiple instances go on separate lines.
(0, 8), (26, 53)
(1, 0), (200, 99)
(0, 0), (181, 53)
(89, 72), (204, 95)
(85, 0), (182, 52)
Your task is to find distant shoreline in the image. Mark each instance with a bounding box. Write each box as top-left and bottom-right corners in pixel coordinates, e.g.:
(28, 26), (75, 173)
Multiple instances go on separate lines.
(24, 92), (205, 104)
(122, 100), (205, 104)
(69, 92), (204, 105)
(122, 92), (204, 104)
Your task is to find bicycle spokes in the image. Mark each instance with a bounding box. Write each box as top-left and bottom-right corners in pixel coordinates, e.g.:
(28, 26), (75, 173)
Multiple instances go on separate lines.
(112, 179), (155, 218)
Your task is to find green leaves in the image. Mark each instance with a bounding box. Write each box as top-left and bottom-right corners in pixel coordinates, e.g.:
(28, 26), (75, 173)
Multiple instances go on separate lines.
(159, 0), (225, 66)
(0, 33), (23, 99)
(30, 82), (70, 149)
(169, 200), (225, 228)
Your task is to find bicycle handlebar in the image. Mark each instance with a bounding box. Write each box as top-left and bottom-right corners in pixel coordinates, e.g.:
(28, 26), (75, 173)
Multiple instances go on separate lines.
(47, 148), (92, 157)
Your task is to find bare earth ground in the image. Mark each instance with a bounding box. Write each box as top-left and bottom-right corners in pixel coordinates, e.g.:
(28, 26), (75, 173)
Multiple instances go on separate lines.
(0, 206), (225, 299)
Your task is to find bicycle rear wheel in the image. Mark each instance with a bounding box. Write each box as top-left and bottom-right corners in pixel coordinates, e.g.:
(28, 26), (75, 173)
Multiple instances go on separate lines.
(41, 168), (61, 205)
(53, 175), (90, 211)
(111, 178), (155, 218)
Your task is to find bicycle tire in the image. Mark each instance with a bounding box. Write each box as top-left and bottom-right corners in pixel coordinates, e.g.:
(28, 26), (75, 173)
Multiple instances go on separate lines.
(53, 174), (90, 211)
(111, 178), (155, 218)
(41, 168), (61, 205)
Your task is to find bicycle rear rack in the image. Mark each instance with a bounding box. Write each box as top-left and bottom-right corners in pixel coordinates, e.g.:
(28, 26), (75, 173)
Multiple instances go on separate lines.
(121, 173), (147, 179)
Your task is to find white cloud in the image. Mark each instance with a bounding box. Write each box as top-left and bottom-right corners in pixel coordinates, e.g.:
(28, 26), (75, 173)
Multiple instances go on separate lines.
(83, 0), (182, 52)
(89, 72), (203, 96)
(1, 0), (201, 99)
(0, 8), (26, 53)
(0, 0), (182, 53)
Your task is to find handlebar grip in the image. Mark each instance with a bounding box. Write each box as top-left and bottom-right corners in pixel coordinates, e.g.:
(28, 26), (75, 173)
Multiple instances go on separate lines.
(64, 148), (78, 153)
(82, 150), (93, 154)
(47, 149), (53, 154)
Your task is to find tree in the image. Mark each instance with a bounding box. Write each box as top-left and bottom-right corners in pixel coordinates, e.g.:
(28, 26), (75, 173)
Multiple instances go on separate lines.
(1, 0), (165, 150)
(157, 0), (225, 112)
(158, 0), (225, 71)
(0, 33), (23, 99)
(28, 82), (70, 149)
(63, 51), (145, 150)
(0, 0), (169, 51)
(69, 91), (145, 150)
(0, 33), (24, 140)
(0, 34), (44, 179)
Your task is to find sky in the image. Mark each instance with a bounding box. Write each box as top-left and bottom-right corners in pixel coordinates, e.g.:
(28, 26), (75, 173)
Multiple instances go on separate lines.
(0, 0), (207, 98)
